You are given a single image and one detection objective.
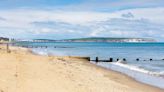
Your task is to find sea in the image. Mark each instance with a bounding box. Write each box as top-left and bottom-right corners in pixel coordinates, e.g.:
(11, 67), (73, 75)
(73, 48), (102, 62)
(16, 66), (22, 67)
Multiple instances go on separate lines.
(15, 42), (164, 89)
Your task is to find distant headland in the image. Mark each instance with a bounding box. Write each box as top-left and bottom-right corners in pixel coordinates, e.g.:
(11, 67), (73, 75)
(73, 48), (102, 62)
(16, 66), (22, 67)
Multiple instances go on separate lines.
(0, 37), (156, 43)
(31, 37), (156, 43)
(60, 37), (156, 43)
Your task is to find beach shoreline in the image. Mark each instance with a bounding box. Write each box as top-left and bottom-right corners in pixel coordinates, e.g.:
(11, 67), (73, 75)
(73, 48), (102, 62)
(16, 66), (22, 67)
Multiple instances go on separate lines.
(0, 44), (163, 92)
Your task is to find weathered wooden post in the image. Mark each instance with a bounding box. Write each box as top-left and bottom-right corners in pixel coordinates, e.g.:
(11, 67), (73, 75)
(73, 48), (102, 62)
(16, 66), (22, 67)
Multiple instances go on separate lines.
(87, 57), (90, 61)
(109, 58), (113, 62)
(136, 58), (139, 61)
(6, 43), (10, 53)
(123, 58), (126, 61)
(96, 57), (98, 63)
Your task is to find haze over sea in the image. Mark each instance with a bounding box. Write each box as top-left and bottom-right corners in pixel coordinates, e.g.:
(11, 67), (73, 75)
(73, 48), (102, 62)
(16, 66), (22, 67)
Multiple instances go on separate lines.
(16, 42), (164, 88)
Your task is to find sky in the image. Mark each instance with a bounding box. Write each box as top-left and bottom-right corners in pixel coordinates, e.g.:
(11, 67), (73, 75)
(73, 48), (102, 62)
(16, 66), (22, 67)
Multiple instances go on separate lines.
(0, 0), (164, 41)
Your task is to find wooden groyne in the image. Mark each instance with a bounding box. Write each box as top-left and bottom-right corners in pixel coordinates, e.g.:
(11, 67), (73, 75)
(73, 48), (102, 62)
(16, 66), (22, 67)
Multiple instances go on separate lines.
(90, 57), (164, 63)
(15, 45), (74, 49)
(91, 57), (114, 62)
(20, 45), (48, 48)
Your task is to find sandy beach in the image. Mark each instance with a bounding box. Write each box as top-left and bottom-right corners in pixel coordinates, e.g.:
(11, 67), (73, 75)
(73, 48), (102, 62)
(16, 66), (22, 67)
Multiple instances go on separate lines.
(0, 44), (163, 92)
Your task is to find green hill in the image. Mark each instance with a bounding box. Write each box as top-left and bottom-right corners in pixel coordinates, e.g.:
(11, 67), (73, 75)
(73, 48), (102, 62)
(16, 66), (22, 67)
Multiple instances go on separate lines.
(61, 37), (156, 42)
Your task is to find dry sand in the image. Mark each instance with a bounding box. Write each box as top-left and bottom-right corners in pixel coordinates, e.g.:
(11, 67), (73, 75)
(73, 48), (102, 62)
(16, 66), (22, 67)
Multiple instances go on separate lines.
(0, 44), (163, 92)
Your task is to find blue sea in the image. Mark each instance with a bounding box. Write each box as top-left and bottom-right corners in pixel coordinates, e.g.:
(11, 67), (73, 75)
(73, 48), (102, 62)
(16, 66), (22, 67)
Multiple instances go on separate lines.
(16, 42), (164, 89)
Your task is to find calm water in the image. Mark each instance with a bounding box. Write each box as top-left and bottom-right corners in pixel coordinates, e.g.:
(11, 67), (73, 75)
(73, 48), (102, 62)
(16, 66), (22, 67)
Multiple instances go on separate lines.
(16, 42), (164, 88)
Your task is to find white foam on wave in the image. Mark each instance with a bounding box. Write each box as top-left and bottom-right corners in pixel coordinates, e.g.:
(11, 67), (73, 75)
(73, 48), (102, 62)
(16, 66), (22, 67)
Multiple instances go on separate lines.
(114, 62), (164, 77)
(32, 49), (49, 56)
(91, 61), (164, 89)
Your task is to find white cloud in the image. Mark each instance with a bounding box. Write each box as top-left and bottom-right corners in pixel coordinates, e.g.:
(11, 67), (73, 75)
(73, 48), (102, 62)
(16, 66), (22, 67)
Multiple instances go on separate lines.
(0, 7), (164, 41)
(121, 12), (134, 18)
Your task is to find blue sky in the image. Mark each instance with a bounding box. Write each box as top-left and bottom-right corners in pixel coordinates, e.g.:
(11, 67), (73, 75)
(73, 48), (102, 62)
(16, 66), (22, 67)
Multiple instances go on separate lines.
(1, 0), (164, 11)
(0, 0), (82, 8)
(0, 0), (164, 41)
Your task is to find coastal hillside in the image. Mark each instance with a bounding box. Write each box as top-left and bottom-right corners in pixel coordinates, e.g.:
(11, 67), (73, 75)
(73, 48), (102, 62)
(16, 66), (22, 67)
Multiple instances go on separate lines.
(60, 37), (156, 42)
(15, 37), (156, 43)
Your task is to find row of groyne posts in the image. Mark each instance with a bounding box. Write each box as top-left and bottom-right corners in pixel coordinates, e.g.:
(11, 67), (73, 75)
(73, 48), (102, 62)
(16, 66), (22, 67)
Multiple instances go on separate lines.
(21, 45), (48, 48)
(90, 57), (127, 63)
(15, 45), (70, 48)
(84, 57), (164, 62)
(10, 43), (52, 48)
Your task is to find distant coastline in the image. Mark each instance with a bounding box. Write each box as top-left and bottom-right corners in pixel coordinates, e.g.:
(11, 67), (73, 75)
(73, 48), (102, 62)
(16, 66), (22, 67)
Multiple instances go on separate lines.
(13, 37), (156, 43)
(60, 37), (156, 43)
(0, 37), (156, 43)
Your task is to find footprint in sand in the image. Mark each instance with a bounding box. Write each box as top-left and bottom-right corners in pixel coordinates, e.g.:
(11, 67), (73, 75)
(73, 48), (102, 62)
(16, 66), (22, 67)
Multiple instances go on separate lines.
(14, 73), (18, 77)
